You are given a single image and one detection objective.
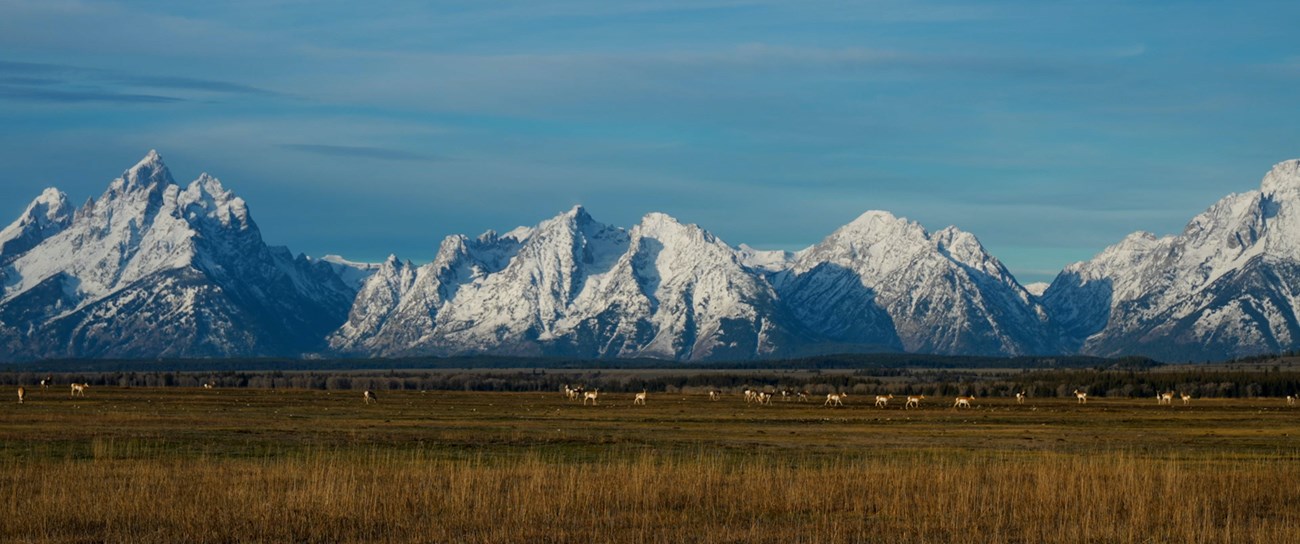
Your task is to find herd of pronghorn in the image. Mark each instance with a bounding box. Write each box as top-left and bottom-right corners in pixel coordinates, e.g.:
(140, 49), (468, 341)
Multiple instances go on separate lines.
(549, 384), (1299, 409)
(8, 377), (1300, 409)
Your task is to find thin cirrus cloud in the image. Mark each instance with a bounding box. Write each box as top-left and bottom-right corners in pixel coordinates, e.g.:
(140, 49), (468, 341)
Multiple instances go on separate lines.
(0, 60), (280, 103)
(277, 143), (438, 162)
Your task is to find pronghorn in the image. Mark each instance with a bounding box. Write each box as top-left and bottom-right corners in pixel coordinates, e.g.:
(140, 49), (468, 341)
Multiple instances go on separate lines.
(708, 390), (721, 401)
(1073, 390), (1088, 404)
(874, 394), (894, 408)
(824, 392), (847, 407)
(780, 389), (791, 401)
(582, 389), (599, 405)
(70, 383), (88, 397)
(363, 390), (378, 404)
(953, 395), (974, 409)
(1015, 391), (1026, 404)
(634, 390), (647, 405)
(905, 395), (925, 409)
(1288, 395), (1297, 407)
(1157, 392), (1174, 405)
(756, 391), (773, 405)
(17, 387), (24, 404)
(203, 382), (214, 390)
(1180, 392), (1192, 406)
(743, 388), (756, 403)
(39, 378), (49, 391)
(797, 390), (810, 402)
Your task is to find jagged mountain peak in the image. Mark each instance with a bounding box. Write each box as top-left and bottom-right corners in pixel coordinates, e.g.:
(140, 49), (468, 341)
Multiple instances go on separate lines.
(0, 187), (75, 265)
(635, 211), (703, 238)
(115, 149), (174, 192)
(1260, 158), (1300, 197)
(9, 188), (72, 229)
(0, 151), (361, 361)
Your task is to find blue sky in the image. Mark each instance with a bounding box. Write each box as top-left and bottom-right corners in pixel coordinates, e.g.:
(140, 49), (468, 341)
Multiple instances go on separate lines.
(1, 0), (1297, 283)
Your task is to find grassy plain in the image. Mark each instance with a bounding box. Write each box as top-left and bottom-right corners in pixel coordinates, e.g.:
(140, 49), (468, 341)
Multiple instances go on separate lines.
(2, 386), (1298, 543)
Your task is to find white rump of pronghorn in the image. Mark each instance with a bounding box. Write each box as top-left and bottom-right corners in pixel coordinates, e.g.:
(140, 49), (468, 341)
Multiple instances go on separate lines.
(1073, 390), (1088, 404)
(905, 395), (925, 409)
(203, 383), (214, 390)
(1288, 395), (1297, 406)
(363, 390), (378, 404)
(1180, 392), (1191, 406)
(634, 390), (647, 405)
(583, 389), (599, 405)
(953, 395), (974, 409)
(824, 392), (847, 407)
(708, 390), (721, 401)
(1157, 392), (1173, 405)
(17, 387), (24, 404)
(70, 383), (88, 397)
(874, 394), (893, 408)
(1015, 391), (1026, 404)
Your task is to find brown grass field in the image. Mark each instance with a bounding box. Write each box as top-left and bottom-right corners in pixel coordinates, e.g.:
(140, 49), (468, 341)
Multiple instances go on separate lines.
(2, 385), (1298, 543)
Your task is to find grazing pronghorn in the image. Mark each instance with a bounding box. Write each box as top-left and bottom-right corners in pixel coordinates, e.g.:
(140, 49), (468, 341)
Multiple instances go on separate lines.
(874, 394), (893, 408)
(824, 392), (847, 407)
(905, 395), (925, 409)
(363, 390), (378, 404)
(70, 383), (88, 397)
(1015, 391), (1026, 404)
(743, 389), (756, 403)
(39, 378), (49, 391)
(17, 387), (25, 404)
(708, 390), (721, 401)
(954, 395), (974, 409)
(780, 389), (791, 401)
(1073, 390), (1088, 404)
(756, 391), (773, 405)
(634, 390), (647, 405)
(203, 382), (214, 390)
(1157, 392), (1174, 405)
(582, 389), (599, 405)
(1180, 392), (1192, 406)
(1288, 395), (1297, 407)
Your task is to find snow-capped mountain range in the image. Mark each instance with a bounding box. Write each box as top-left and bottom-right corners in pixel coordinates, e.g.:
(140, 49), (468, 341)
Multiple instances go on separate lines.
(3, 151), (1300, 362)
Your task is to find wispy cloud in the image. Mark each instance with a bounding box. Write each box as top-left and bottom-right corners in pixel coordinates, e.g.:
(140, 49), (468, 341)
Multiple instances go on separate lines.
(0, 60), (280, 104)
(0, 85), (182, 103)
(278, 144), (437, 162)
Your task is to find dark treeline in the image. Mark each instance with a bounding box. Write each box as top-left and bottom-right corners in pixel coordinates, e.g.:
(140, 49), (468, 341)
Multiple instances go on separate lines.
(3, 368), (1297, 399)
(0, 353), (1158, 373)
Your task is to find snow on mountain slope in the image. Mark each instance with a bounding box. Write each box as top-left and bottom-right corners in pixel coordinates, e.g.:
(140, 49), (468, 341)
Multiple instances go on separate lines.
(317, 255), (382, 291)
(1043, 159), (1300, 360)
(0, 188), (73, 267)
(333, 208), (806, 360)
(0, 151), (359, 360)
(777, 211), (1054, 356)
(327, 228), (529, 354)
(10, 151), (1300, 363)
(736, 244), (798, 273)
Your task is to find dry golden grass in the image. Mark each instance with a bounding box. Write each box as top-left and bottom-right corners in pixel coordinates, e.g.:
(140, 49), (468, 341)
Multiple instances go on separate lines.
(2, 387), (1299, 543)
